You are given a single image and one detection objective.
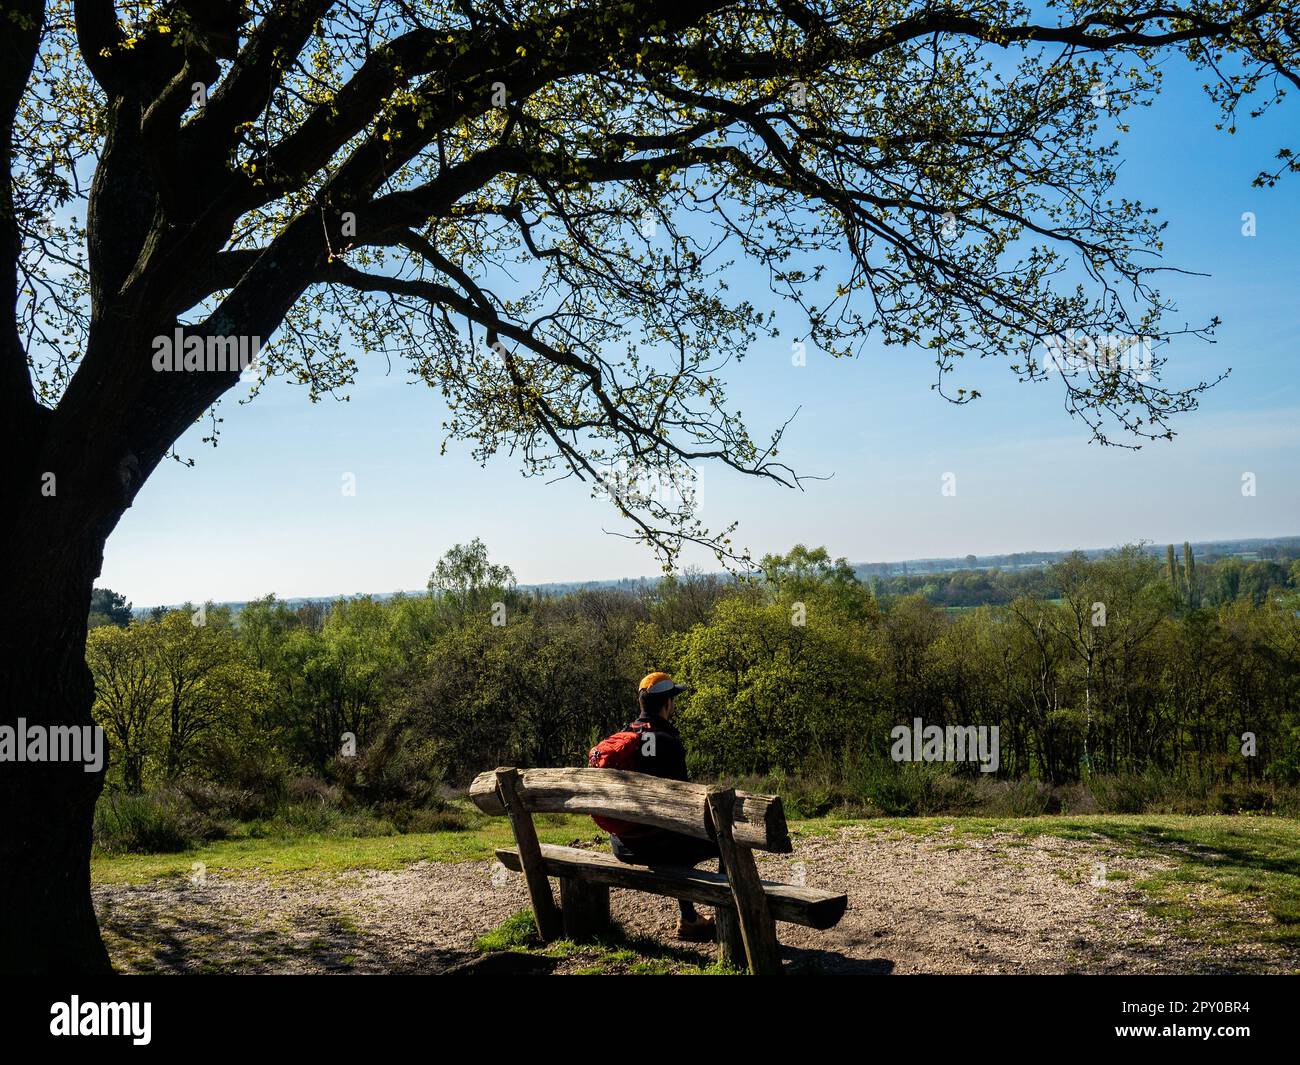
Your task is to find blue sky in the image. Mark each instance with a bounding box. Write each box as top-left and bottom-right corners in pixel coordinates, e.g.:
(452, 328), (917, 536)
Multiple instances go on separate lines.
(99, 61), (1300, 606)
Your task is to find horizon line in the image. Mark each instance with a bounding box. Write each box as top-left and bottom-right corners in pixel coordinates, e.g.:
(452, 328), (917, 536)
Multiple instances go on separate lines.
(122, 532), (1300, 612)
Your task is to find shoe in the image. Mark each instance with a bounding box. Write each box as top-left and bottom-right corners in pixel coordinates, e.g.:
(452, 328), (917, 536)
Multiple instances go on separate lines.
(675, 915), (716, 942)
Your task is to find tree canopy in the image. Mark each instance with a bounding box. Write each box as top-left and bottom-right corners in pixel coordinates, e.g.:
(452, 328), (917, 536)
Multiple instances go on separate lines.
(10, 0), (1298, 568)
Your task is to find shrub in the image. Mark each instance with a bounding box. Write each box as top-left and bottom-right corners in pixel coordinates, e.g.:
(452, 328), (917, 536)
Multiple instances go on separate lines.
(398, 807), (474, 833)
(93, 789), (227, 855)
(285, 775), (346, 807)
(855, 761), (976, 816)
(1052, 782), (1098, 814)
(172, 779), (271, 822)
(243, 803), (396, 839)
(1214, 784), (1274, 814)
(976, 778), (1060, 817)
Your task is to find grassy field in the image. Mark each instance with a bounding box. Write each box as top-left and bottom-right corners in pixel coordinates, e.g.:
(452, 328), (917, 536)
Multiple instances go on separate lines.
(91, 813), (1300, 971)
(90, 811), (581, 885)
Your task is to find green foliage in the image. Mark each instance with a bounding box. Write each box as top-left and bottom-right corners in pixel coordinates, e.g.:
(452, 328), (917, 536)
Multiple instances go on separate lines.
(93, 790), (229, 855)
(759, 544), (873, 618)
(428, 538), (517, 623)
(854, 761), (978, 817)
(88, 611), (274, 792)
(674, 594), (883, 775)
(88, 587), (133, 628)
(90, 541), (1300, 837)
(983, 779), (1061, 817)
(1089, 770), (1196, 815)
(1263, 725), (1300, 787)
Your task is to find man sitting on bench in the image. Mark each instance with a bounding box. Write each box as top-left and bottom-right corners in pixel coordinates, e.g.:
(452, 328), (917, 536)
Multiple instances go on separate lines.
(589, 672), (720, 942)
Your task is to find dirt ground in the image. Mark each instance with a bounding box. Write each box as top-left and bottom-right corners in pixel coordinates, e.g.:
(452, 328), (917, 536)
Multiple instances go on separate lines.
(94, 825), (1297, 974)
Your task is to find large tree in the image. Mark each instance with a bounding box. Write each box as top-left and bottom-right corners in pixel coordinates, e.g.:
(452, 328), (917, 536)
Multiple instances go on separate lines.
(1, 0), (1295, 971)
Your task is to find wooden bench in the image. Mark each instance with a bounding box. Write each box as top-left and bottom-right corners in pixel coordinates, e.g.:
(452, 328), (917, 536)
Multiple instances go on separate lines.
(468, 766), (848, 974)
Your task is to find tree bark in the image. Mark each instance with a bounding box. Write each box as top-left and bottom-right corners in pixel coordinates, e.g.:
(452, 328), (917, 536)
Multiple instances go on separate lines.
(0, 535), (113, 973)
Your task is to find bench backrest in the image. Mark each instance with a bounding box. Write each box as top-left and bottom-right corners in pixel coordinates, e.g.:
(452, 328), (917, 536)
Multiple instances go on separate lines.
(468, 767), (792, 854)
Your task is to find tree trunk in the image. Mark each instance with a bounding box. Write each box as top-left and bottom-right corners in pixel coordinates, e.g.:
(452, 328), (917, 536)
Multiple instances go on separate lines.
(0, 547), (112, 973)
(167, 695), (182, 779)
(124, 748), (143, 795)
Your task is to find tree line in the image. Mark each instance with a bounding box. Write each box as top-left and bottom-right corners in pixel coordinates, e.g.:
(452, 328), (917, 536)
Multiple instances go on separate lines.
(87, 540), (1300, 815)
(864, 543), (1300, 610)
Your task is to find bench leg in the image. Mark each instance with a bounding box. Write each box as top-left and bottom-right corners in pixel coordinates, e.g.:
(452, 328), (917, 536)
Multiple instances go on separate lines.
(560, 878), (611, 942)
(495, 768), (563, 942)
(708, 787), (783, 975)
(714, 905), (746, 968)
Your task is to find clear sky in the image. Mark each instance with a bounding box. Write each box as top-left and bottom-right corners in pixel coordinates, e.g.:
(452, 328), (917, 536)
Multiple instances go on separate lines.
(99, 61), (1300, 606)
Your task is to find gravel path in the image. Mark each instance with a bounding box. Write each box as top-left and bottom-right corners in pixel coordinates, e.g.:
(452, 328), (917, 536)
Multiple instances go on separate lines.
(94, 825), (1297, 974)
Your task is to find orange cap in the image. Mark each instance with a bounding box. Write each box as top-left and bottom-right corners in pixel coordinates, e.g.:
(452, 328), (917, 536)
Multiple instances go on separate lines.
(639, 672), (687, 696)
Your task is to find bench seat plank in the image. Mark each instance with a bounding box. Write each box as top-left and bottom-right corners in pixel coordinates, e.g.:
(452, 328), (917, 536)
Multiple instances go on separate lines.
(495, 844), (847, 931)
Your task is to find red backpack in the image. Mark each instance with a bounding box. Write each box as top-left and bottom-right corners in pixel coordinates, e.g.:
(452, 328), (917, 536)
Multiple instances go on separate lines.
(587, 721), (654, 837)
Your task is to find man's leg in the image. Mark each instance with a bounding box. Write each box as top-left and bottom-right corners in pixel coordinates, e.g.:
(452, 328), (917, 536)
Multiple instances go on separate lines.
(656, 835), (721, 931)
(611, 831), (721, 935)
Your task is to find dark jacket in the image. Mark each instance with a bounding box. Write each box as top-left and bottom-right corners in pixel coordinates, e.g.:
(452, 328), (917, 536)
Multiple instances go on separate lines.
(610, 709), (718, 863)
(627, 709), (689, 782)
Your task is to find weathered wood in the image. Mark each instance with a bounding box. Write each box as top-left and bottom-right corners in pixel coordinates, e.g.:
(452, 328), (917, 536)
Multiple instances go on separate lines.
(559, 878), (611, 942)
(714, 851), (745, 967)
(468, 767), (792, 853)
(708, 787), (782, 975)
(495, 845), (847, 930)
(734, 790), (791, 853)
(714, 905), (746, 968)
(495, 767), (562, 943)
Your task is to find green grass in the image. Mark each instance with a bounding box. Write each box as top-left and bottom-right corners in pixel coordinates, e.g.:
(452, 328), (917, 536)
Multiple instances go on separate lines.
(91, 813), (600, 885)
(474, 909), (747, 975)
(474, 909), (543, 953)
